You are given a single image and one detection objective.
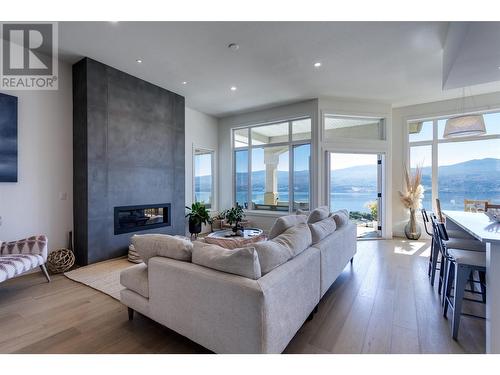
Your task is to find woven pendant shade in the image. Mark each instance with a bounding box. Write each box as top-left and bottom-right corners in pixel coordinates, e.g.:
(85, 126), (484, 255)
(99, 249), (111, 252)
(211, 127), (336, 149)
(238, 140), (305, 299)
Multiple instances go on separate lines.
(443, 115), (486, 138)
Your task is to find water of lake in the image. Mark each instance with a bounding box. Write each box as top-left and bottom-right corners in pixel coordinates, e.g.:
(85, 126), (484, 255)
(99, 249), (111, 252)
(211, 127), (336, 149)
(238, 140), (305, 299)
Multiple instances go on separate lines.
(202, 190), (500, 213)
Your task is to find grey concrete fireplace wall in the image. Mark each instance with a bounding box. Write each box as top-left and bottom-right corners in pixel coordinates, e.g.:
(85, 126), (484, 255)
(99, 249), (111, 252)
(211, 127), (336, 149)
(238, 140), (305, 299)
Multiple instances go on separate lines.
(73, 58), (185, 265)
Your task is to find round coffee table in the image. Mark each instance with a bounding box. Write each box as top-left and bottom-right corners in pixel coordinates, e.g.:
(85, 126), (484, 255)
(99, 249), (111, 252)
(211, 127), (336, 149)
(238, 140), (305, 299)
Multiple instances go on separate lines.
(205, 228), (266, 249)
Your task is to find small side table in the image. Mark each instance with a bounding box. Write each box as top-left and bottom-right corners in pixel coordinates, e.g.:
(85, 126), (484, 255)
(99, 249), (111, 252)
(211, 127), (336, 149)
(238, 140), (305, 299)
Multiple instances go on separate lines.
(205, 228), (266, 249)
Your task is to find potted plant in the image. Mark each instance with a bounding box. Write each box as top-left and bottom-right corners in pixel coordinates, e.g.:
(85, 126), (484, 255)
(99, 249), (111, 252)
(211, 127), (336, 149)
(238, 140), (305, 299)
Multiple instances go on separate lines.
(210, 210), (227, 231)
(225, 204), (245, 235)
(185, 202), (211, 237)
(399, 165), (424, 240)
(365, 200), (378, 229)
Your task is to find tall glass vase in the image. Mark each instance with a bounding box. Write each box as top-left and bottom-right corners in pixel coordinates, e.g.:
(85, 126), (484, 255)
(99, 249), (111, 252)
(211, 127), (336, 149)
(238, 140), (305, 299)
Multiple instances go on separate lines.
(404, 208), (421, 240)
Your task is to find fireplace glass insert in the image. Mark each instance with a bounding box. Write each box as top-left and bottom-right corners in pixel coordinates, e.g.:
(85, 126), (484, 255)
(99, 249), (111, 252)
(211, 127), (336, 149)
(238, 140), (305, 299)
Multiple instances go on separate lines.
(114, 203), (171, 234)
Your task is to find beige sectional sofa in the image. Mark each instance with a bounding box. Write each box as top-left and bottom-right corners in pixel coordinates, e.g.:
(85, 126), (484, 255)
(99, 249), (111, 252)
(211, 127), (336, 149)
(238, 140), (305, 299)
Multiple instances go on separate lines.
(120, 207), (357, 353)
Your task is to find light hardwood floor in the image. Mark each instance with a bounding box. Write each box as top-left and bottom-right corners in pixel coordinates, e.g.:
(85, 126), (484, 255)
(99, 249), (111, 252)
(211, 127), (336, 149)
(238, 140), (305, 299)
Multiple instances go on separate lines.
(0, 240), (485, 354)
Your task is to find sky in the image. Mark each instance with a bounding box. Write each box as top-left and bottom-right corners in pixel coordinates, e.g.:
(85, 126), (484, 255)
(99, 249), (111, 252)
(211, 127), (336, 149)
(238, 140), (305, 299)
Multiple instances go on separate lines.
(194, 152), (212, 177)
(330, 153), (378, 170)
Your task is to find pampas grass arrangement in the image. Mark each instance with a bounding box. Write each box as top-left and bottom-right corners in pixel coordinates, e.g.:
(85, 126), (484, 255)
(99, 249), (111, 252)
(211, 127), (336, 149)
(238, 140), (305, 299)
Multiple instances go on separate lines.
(399, 165), (424, 239)
(399, 165), (424, 210)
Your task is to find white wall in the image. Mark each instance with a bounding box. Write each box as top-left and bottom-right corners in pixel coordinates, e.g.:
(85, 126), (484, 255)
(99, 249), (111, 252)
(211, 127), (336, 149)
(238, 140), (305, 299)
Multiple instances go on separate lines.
(185, 106), (219, 208)
(391, 91), (500, 237)
(185, 107), (219, 233)
(0, 61), (73, 250)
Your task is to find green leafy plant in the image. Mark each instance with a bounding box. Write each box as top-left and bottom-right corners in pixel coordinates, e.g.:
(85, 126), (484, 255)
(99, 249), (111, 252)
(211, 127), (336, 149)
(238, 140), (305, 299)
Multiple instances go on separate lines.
(349, 211), (372, 221)
(212, 210), (228, 221)
(225, 204), (245, 229)
(185, 202), (211, 226)
(365, 200), (378, 220)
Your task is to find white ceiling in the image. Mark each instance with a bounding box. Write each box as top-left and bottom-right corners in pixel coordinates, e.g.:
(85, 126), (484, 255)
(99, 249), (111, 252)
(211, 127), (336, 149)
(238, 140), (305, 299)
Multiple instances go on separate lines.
(443, 22), (500, 90)
(57, 21), (500, 117)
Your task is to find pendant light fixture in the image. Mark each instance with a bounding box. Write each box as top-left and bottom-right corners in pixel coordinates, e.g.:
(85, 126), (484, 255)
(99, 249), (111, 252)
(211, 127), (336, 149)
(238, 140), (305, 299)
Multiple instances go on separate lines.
(443, 88), (486, 138)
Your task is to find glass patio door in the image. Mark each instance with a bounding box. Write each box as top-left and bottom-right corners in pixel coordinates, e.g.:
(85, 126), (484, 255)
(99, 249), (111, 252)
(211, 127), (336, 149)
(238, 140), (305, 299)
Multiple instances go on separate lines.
(328, 152), (383, 238)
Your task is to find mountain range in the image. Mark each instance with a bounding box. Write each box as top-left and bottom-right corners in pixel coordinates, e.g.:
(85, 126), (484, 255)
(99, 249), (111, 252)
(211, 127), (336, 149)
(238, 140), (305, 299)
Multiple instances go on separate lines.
(196, 158), (500, 194)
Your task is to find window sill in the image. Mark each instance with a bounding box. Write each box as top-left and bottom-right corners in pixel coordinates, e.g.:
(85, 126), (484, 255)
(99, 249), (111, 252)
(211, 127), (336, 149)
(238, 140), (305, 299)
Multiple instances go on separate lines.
(243, 210), (292, 217)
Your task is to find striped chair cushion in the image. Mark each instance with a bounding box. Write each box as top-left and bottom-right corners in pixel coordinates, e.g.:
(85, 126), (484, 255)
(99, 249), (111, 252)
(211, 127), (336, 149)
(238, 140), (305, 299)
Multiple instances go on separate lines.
(0, 235), (47, 261)
(0, 254), (45, 283)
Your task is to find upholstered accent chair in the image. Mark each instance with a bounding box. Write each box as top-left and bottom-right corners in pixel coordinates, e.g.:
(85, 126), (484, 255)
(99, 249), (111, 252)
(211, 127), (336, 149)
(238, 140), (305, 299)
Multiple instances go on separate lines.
(0, 235), (51, 283)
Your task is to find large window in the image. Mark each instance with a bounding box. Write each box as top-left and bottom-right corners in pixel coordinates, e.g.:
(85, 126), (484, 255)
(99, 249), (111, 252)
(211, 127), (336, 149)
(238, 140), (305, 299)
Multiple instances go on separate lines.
(194, 148), (214, 209)
(233, 118), (311, 212)
(408, 112), (500, 212)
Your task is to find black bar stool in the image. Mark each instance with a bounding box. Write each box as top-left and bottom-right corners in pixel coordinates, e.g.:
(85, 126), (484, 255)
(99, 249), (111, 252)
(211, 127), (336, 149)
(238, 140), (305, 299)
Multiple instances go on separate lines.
(421, 209), (440, 286)
(432, 217), (486, 340)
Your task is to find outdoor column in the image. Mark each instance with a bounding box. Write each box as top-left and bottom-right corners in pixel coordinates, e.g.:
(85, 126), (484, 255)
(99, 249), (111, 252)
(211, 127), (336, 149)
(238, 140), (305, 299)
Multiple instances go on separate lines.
(263, 149), (279, 205)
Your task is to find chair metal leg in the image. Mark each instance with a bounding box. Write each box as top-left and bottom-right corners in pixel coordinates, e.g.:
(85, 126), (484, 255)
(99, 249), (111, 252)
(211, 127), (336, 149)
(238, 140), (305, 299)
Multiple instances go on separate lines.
(40, 264), (51, 282)
(443, 261), (454, 316)
(350, 257), (354, 265)
(438, 255), (446, 295)
(468, 270), (475, 291)
(429, 238), (434, 276)
(452, 264), (469, 340)
(430, 241), (439, 286)
(479, 271), (487, 304)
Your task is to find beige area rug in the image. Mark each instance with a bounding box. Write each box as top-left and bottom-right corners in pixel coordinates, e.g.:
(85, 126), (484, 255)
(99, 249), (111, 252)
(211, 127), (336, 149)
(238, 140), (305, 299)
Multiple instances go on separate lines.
(64, 257), (136, 300)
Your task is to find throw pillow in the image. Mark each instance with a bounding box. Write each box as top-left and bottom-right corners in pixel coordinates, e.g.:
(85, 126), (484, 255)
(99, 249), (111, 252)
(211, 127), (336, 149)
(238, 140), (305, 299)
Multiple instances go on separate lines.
(296, 209), (310, 216)
(192, 242), (261, 280)
(307, 206), (330, 223)
(309, 216), (337, 244)
(268, 214), (308, 239)
(331, 210), (349, 227)
(253, 240), (293, 275)
(254, 223), (312, 274)
(132, 234), (193, 265)
(273, 223), (312, 257)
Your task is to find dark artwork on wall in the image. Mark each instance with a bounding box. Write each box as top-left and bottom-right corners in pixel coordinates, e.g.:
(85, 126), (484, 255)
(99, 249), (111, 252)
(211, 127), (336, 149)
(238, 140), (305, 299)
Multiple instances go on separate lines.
(0, 93), (18, 182)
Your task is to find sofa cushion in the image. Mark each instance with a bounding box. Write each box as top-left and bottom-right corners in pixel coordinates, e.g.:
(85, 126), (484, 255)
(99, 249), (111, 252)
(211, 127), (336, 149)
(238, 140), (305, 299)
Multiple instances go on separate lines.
(309, 216), (337, 244)
(307, 206), (330, 223)
(254, 223), (312, 274)
(132, 234), (193, 265)
(273, 223), (312, 257)
(192, 242), (261, 280)
(253, 240), (292, 275)
(268, 214), (307, 239)
(120, 263), (149, 298)
(331, 210), (349, 227)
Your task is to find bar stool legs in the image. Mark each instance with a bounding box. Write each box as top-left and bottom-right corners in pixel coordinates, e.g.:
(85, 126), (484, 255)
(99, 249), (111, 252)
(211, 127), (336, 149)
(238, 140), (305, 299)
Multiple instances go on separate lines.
(443, 261), (486, 340)
(451, 264), (469, 340)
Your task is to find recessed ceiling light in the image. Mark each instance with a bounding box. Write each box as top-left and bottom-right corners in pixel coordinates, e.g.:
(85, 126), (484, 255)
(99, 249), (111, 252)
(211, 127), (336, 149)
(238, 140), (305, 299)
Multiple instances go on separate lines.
(136, 59), (143, 64)
(228, 43), (239, 51)
(230, 86), (237, 91)
(182, 81), (187, 85)
(314, 62), (322, 68)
